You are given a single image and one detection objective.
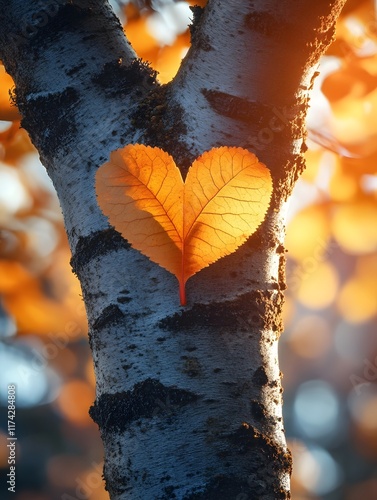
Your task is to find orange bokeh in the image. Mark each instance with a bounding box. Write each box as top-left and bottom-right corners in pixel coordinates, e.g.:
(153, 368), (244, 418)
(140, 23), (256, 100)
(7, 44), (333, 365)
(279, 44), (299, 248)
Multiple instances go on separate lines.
(55, 379), (95, 426)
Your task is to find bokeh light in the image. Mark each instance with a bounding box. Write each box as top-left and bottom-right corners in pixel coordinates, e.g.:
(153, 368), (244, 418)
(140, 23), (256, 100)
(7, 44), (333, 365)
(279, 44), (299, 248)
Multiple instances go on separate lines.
(286, 315), (331, 359)
(55, 379), (95, 427)
(293, 380), (342, 441)
(294, 261), (339, 310)
(293, 442), (343, 496)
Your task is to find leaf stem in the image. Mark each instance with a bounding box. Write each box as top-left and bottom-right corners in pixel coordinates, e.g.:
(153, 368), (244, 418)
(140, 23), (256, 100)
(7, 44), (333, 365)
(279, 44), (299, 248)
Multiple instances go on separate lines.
(179, 279), (186, 306)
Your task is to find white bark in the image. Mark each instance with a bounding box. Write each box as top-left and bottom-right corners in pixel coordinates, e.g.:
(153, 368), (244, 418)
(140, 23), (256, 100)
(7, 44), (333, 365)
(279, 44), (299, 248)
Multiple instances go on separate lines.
(0, 0), (346, 498)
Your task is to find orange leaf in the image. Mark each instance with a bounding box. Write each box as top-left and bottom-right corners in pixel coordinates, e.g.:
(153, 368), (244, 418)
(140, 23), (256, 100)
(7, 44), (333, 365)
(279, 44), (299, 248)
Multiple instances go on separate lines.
(96, 144), (272, 305)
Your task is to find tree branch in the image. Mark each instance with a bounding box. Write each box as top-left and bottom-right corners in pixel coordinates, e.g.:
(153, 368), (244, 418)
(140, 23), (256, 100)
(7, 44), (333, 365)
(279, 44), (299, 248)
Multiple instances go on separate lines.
(0, 0), (157, 251)
(169, 0), (346, 180)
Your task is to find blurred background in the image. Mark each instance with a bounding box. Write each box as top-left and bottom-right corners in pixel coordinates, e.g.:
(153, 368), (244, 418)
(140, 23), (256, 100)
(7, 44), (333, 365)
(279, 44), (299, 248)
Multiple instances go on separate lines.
(1, 0), (377, 498)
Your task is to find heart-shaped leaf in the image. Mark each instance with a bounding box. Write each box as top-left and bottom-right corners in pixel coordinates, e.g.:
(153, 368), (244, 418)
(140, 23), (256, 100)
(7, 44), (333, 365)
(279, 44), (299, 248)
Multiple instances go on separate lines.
(96, 144), (272, 305)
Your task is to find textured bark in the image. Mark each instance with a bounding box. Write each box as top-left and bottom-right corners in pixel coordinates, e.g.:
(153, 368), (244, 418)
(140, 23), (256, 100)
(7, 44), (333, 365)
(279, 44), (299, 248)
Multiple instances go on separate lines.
(0, 0), (346, 498)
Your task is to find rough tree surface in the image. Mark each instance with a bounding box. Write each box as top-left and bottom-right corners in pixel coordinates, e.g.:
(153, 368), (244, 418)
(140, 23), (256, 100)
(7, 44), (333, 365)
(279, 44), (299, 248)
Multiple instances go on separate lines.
(0, 1), (346, 499)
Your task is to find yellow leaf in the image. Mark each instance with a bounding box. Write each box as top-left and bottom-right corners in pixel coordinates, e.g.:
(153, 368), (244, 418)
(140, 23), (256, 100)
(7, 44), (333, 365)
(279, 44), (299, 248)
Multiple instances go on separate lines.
(96, 144), (272, 304)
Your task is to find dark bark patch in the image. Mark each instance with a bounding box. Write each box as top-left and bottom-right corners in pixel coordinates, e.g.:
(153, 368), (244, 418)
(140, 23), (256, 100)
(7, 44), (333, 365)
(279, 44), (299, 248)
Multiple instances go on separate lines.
(185, 346), (198, 352)
(189, 5), (212, 51)
(202, 89), (270, 126)
(92, 58), (158, 98)
(244, 11), (282, 38)
(159, 290), (282, 335)
(131, 85), (193, 175)
(70, 228), (131, 276)
(228, 423), (277, 456)
(181, 357), (202, 377)
(89, 379), (199, 431)
(252, 366), (268, 387)
(276, 244), (285, 254)
(263, 290), (284, 337)
(183, 422), (291, 499)
(250, 400), (267, 422)
(88, 327), (108, 353)
(182, 476), (251, 500)
(42, 4), (87, 35)
(117, 296), (132, 304)
(15, 3), (90, 53)
(20, 87), (78, 158)
(158, 293), (261, 331)
(278, 254), (287, 291)
(131, 85), (168, 132)
(244, 11), (309, 53)
(103, 461), (127, 498)
(301, 140), (308, 154)
(65, 61), (87, 77)
(159, 484), (180, 498)
(189, 6), (205, 39)
(225, 423), (292, 499)
(276, 153), (307, 202)
(92, 304), (125, 331)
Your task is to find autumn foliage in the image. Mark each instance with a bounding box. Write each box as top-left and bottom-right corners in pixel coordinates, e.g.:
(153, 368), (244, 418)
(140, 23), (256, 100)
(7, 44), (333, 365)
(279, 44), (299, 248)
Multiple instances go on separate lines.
(96, 144), (272, 304)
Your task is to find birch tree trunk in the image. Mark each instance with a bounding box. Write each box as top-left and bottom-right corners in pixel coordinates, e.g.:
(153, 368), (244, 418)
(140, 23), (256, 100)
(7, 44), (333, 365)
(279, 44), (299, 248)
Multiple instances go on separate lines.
(0, 1), (346, 498)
